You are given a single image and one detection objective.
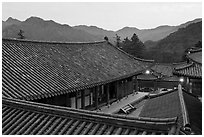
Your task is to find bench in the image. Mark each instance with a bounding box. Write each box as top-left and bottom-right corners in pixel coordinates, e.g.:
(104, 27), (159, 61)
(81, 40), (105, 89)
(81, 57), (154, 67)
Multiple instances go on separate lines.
(120, 104), (135, 114)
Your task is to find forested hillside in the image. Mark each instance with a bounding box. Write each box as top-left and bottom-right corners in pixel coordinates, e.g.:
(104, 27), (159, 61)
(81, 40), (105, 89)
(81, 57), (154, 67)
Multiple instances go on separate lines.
(144, 21), (202, 63)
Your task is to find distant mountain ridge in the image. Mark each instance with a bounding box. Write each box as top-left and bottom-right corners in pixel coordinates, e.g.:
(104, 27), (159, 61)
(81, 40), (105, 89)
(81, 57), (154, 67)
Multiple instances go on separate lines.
(2, 16), (202, 43)
(143, 21), (202, 63)
(2, 17), (21, 30)
(2, 16), (103, 42)
(74, 18), (201, 42)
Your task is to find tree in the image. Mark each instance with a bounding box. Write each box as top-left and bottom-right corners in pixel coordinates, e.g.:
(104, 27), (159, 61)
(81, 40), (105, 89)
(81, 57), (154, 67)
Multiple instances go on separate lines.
(104, 36), (109, 41)
(121, 33), (145, 58)
(121, 37), (131, 49)
(18, 29), (25, 39)
(131, 33), (140, 44)
(123, 37), (131, 44)
(115, 34), (121, 48)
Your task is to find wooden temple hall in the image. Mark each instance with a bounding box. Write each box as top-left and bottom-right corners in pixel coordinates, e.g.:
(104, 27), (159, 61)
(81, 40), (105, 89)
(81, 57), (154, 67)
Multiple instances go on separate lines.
(2, 38), (153, 110)
(35, 77), (138, 110)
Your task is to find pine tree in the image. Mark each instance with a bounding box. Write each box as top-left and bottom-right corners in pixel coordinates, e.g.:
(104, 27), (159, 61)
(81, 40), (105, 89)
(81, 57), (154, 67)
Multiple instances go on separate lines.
(18, 29), (25, 39)
(122, 33), (144, 58)
(104, 36), (109, 41)
(115, 34), (121, 48)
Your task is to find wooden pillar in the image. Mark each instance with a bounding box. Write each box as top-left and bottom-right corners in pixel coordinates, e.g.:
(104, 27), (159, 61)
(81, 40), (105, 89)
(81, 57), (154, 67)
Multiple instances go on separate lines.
(189, 79), (192, 93)
(81, 90), (85, 109)
(131, 77), (134, 94)
(65, 93), (71, 107)
(116, 81), (120, 100)
(115, 81), (118, 99)
(75, 91), (78, 109)
(120, 81), (123, 99)
(126, 79), (128, 95)
(90, 89), (92, 106)
(135, 77), (138, 93)
(101, 85), (104, 96)
(122, 80), (125, 97)
(186, 77), (190, 92)
(154, 80), (157, 92)
(95, 86), (99, 109)
(114, 82), (117, 98)
(106, 84), (110, 105)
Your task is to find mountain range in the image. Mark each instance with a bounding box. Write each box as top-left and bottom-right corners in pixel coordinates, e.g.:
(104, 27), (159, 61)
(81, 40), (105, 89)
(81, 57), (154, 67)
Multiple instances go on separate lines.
(143, 21), (202, 63)
(2, 16), (202, 63)
(2, 16), (201, 43)
(74, 18), (201, 42)
(2, 17), (102, 42)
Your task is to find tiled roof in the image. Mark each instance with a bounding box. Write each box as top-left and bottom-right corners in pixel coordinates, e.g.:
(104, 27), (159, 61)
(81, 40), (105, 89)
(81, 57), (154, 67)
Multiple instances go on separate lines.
(173, 63), (202, 78)
(182, 91), (202, 134)
(173, 49), (202, 78)
(138, 86), (202, 134)
(2, 97), (178, 135)
(137, 63), (180, 81)
(2, 38), (150, 100)
(187, 50), (202, 64)
(161, 76), (180, 82)
(139, 90), (182, 119)
(151, 64), (174, 77)
(173, 62), (193, 70)
(137, 73), (158, 80)
(187, 47), (202, 53)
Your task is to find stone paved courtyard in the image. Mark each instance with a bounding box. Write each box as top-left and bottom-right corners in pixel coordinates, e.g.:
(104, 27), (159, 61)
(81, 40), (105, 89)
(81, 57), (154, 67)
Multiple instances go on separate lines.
(96, 92), (148, 114)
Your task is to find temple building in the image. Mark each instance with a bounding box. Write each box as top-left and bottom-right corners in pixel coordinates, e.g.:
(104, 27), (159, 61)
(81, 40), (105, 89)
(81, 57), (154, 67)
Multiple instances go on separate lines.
(137, 63), (180, 93)
(2, 38), (202, 135)
(173, 48), (202, 97)
(2, 38), (152, 110)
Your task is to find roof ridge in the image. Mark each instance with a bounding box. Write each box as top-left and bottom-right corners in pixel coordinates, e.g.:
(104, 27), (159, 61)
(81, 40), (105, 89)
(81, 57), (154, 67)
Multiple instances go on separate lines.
(173, 63), (202, 78)
(188, 48), (202, 53)
(182, 89), (200, 99)
(154, 63), (174, 66)
(148, 89), (177, 99)
(178, 84), (191, 131)
(172, 61), (188, 65)
(3, 38), (106, 45)
(2, 97), (177, 125)
(186, 55), (202, 65)
(174, 62), (194, 70)
(186, 48), (202, 64)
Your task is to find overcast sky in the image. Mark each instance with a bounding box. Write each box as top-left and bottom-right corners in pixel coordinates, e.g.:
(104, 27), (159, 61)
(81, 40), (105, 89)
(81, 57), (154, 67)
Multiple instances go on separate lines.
(2, 2), (202, 31)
